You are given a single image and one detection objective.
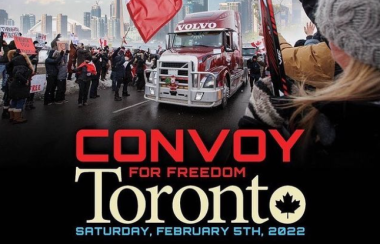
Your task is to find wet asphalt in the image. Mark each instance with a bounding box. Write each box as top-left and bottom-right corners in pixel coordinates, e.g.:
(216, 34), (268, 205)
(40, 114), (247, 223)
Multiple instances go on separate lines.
(0, 84), (252, 168)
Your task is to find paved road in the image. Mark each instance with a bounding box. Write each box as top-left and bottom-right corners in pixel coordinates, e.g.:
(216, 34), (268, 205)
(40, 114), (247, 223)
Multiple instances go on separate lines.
(0, 84), (252, 167)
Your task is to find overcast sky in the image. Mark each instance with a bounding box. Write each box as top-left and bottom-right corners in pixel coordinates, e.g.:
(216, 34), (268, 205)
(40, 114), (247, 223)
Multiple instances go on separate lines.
(4, 0), (118, 27)
(3, 0), (224, 27)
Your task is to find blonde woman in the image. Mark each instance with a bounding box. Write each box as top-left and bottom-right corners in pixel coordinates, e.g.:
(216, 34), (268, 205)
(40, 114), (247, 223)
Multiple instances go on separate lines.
(241, 0), (380, 166)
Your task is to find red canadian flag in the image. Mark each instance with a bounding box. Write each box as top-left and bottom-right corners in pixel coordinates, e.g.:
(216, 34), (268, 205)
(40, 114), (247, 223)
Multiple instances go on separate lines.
(126, 0), (183, 43)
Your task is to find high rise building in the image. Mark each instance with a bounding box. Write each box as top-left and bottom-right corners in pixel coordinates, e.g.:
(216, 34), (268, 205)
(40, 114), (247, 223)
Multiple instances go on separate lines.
(292, 0), (302, 24)
(91, 17), (99, 39)
(41, 14), (53, 40)
(91, 3), (101, 18)
(108, 17), (120, 40)
(20, 14), (36, 35)
(57, 14), (68, 38)
(83, 12), (91, 28)
(100, 15), (108, 38)
(219, 2), (241, 12)
(6, 19), (15, 26)
(240, 0), (253, 33)
(0, 9), (8, 25)
(114, 0), (125, 38)
(110, 2), (116, 18)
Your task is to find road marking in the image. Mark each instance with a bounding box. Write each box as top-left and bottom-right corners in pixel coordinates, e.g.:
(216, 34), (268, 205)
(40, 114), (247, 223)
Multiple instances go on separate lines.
(113, 101), (151, 114)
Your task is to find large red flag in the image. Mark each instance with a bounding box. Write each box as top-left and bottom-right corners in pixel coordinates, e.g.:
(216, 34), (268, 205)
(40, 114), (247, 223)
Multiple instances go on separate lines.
(126, 0), (183, 43)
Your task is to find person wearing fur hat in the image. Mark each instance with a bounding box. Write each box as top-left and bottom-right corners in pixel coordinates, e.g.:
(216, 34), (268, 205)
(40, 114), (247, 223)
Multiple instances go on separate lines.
(6, 49), (34, 124)
(239, 0), (380, 167)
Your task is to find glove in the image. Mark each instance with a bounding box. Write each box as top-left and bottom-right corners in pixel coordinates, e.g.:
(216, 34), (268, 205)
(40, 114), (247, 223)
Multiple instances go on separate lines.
(60, 50), (65, 57)
(87, 73), (92, 77)
(243, 77), (285, 128)
(56, 34), (61, 39)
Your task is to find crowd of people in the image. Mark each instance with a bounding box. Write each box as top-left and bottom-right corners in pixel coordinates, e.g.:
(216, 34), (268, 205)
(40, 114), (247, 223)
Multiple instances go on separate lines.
(0, 31), (160, 123)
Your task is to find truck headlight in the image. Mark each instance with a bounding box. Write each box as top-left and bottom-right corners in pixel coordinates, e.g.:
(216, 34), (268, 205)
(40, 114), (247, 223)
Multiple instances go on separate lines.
(149, 87), (155, 95)
(195, 92), (204, 101)
(203, 75), (215, 88)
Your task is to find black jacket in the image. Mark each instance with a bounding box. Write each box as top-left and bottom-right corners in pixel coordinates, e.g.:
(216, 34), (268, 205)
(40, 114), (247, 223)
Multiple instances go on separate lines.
(92, 55), (102, 79)
(238, 100), (380, 168)
(0, 35), (10, 64)
(7, 51), (33, 99)
(113, 54), (126, 80)
(247, 59), (261, 76)
(101, 52), (109, 68)
(45, 50), (63, 77)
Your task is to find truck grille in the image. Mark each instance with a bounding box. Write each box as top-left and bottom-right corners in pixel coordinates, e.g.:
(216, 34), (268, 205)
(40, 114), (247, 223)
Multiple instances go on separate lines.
(160, 62), (190, 77)
(161, 62), (189, 68)
(161, 70), (189, 76)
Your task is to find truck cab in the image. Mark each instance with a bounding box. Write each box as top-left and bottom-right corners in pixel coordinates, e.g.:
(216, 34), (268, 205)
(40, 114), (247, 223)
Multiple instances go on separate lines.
(145, 10), (248, 108)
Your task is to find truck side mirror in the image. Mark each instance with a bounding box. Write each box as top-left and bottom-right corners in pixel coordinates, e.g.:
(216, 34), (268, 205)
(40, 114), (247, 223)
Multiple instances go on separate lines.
(165, 34), (170, 50)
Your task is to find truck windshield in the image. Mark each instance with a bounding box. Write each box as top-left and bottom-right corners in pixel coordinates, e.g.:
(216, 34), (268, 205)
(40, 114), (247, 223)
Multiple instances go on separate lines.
(242, 48), (257, 56)
(173, 32), (223, 48)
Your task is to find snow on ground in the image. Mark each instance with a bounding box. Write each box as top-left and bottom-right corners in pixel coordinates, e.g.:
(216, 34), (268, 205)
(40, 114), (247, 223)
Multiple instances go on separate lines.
(0, 73), (113, 105)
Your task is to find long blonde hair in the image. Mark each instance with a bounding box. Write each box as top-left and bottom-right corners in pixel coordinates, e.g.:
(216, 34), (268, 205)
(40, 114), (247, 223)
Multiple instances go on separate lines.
(290, 60), (380, 132)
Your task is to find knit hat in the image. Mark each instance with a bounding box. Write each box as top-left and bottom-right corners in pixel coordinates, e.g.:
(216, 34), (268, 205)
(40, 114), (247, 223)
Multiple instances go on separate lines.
(315, 0), (380, 69)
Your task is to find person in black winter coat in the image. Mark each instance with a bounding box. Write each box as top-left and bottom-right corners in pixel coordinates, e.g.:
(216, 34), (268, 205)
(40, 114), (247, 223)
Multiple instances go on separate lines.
(100, 49), (109, 81)
(90, 51), (102, 99)
(247, 55), (261, 92)
(113, 49), (126, 101)
(6, 49), (34, 124)
(44, 50), (64, 105)
(136, 56), (145, 92)
(111, 47), (125, 92)
(123, 57), (133, 97)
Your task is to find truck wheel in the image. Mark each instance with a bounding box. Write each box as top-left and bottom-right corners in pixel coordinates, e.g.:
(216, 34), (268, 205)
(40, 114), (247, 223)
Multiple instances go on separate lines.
(221, 79), (230, 109)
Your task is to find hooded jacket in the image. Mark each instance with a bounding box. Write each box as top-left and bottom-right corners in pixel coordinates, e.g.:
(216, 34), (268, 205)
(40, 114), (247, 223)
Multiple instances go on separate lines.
(45, 50), (63, 77)
(7, 50), (34, 99)
(279, 34), (335, 89)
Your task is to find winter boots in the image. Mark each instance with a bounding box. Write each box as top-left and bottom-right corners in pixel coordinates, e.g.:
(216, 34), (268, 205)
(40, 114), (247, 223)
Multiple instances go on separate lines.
(12, 111), (27, 124)
(114, 91), (122, 101)
(2, 108), (10, 119)
(9, 110), (14, 123)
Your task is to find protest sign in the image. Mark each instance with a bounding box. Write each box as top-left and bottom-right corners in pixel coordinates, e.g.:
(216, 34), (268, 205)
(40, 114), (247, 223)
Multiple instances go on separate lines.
(0, 25), (21, 39)
(14, 36), (36, 55)
(57, 41), (68, 51)
(30, 74), (46, 93)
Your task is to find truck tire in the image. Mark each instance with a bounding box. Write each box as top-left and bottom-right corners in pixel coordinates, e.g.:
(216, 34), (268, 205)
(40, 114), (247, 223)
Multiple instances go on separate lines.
(221, 78), (230, 109)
